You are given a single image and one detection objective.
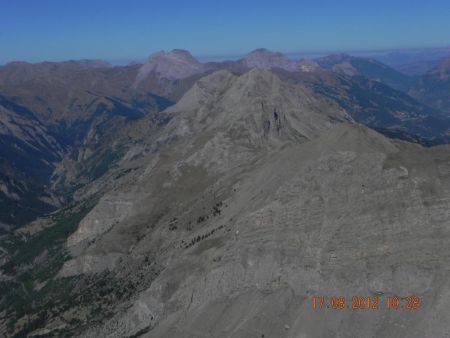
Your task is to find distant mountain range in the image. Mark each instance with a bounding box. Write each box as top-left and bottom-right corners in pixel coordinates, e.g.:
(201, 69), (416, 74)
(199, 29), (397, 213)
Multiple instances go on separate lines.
(315, 53), (413, 91)
(373, 46), (450, 75)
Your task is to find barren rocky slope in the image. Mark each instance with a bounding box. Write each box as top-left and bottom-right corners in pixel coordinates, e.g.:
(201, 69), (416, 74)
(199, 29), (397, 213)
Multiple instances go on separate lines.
(73, 72), (450, 338)
(77, 120), (450, 337)
(62, 69), (352, 276)
(139, 124), (450, 338)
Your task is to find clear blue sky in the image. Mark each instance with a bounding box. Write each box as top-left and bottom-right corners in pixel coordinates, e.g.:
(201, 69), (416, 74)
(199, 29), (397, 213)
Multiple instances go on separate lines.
(1, 0), (450, 63)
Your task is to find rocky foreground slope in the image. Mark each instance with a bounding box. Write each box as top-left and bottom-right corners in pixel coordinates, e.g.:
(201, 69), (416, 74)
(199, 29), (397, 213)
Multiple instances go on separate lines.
(137, 124), (450, 338)
(79, 122), (450, 337)
(1, 68), (449, 337)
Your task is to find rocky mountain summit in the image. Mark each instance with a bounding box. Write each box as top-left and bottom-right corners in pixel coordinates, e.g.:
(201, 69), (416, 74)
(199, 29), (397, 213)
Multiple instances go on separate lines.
(135, 49), (208, 83)
(63, 69), (352, 266)
(241, 48), (301, 72)
(210, 48), (320, 74)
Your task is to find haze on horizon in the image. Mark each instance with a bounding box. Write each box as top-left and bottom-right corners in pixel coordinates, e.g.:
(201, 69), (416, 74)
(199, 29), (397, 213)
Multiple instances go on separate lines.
(1, 0), (450, 64)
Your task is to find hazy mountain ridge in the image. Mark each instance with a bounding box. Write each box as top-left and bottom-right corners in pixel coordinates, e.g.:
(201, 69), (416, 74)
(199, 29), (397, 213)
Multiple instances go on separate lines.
(0, 59), (111, 86)
(316, 53), (414, 91)
(274, 68), (450, 144)
(410, 56), (450, 117)
(206, 48), (320, 74)
(374, 46), (450, 75)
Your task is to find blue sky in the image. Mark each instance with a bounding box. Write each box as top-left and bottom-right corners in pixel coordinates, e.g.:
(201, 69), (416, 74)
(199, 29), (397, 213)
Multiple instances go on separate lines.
(1, 0), (450, 63)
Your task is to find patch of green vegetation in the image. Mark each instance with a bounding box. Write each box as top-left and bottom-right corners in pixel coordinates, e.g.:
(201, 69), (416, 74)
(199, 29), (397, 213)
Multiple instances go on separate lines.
(0, 195), (162, 336)
(1, 270), (138, 337)
(2, 201), (96, 274)
(0, 233), (22, 253)
(0, 200), (102, 336)
(0, 181), (57, 227)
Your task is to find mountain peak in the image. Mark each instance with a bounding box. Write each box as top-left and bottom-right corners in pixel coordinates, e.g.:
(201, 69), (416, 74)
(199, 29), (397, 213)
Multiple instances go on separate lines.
(247, 48), (272, 54)
(149, 49), (198, 63)
(162, 68), (351, 148)
(135, 49), (206, 83)
(241, 48), (299, 72)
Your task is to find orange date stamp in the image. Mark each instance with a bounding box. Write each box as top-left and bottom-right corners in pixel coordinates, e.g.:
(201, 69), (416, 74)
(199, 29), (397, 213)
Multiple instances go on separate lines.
(311, 295), (420, 310)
